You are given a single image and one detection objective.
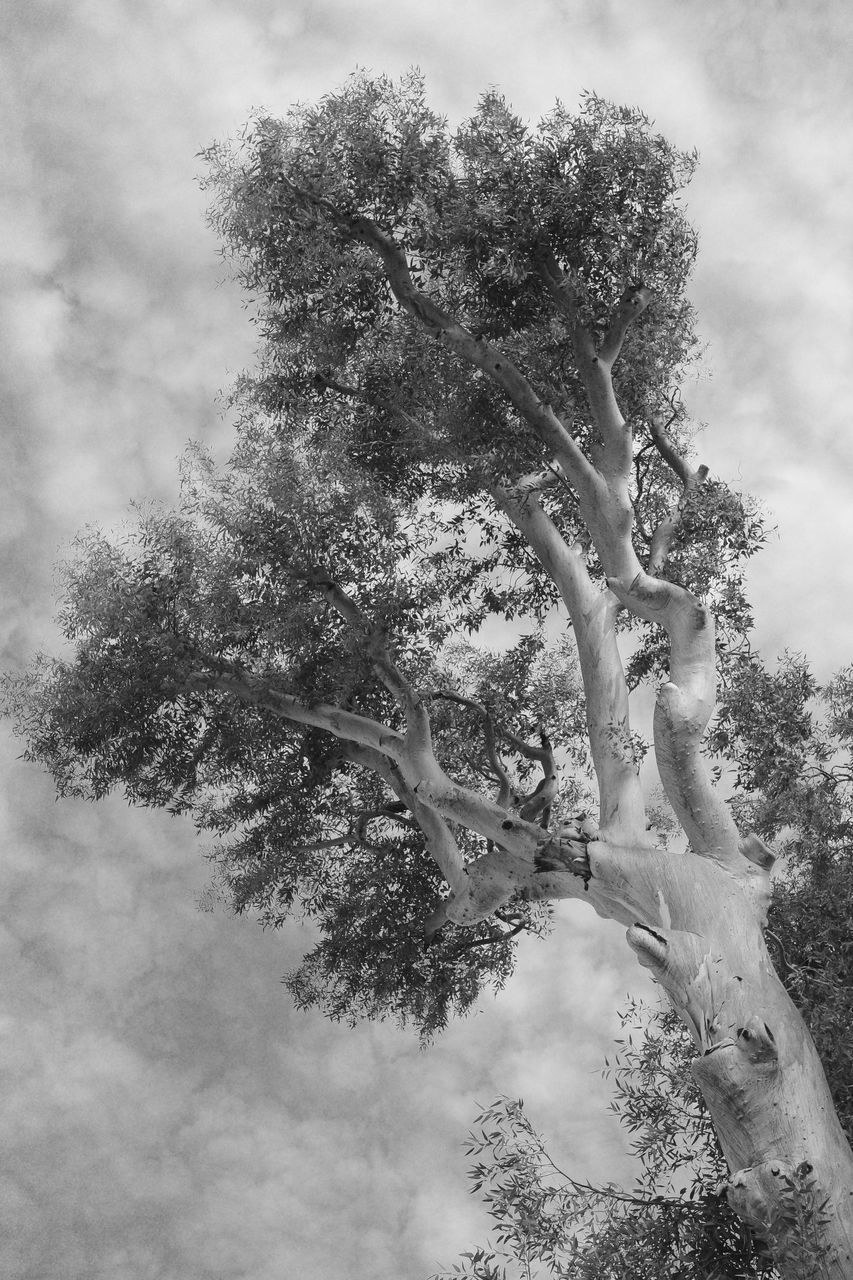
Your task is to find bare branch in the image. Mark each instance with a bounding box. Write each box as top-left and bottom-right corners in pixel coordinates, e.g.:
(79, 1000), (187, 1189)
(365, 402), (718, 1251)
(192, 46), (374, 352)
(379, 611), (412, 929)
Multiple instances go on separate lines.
(648, 462), (710, 576)
(648, 397), (692, 484)
(644, 400), (710, 575)
(598, 285), (656, 367)
(426, 690), (556, 820)
(424, 690), (514, 806)
(499, 724), (553, 768)
(442, 921), (526, 956)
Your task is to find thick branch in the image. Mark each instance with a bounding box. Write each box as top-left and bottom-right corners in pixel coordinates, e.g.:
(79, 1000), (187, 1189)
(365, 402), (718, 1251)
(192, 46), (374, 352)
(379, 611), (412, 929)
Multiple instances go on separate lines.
(498, 723), (553, 768)
(598, 285), (656, 367)
(514, 458), (570, 496)
(186, 670), (405, 759)
(342, 742), (468, 896)
(507, 254), (732, 863)
(269, 182), (730, 867)
(533, 243), (652, 480)
(493, 485), (647, 843)
(606, 572), (740, 863)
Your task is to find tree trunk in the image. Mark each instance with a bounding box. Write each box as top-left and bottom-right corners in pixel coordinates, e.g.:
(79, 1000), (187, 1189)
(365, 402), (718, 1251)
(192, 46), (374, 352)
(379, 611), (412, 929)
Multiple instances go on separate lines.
(620, 843), (853, 1278)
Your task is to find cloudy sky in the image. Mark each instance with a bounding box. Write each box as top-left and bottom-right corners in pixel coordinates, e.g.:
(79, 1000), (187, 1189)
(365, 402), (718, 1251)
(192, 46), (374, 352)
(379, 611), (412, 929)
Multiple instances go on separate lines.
(2, 2), (852, 1277)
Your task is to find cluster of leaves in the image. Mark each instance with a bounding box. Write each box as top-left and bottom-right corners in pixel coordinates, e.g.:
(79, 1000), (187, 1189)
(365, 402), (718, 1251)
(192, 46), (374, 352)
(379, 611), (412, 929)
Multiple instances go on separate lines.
(201, 71), (760, 611)
(433, 1007), (835, 1278)
(430, 1010), (769, 1280)
(201, 68), (769, 736)
(284, 828), (553, 1044)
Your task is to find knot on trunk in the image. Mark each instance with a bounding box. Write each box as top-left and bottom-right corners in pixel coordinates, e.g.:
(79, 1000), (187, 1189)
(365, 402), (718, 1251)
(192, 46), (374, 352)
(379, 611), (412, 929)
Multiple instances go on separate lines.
(694, 1013), (780, 1082)
(533, 813), (598, 884)
(734, 1015), (778, 1065)
(727, 1159), (827, 1271)
(739, 831), (776, 871)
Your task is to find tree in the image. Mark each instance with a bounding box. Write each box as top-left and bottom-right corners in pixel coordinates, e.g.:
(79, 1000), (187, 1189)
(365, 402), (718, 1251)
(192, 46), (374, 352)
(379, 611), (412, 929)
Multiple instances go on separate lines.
(3, 72), (852, 1275)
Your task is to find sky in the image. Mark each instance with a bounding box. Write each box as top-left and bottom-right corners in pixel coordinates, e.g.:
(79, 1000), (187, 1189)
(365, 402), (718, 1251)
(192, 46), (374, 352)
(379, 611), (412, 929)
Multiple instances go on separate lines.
(2, 2), (852, 1277)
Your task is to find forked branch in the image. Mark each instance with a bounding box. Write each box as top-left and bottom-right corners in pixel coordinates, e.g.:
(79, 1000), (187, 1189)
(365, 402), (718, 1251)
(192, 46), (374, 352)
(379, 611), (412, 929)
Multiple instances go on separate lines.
(427, 689), (558, 825)
(646, 401), (710, 575)
(493, 485), (647, 844)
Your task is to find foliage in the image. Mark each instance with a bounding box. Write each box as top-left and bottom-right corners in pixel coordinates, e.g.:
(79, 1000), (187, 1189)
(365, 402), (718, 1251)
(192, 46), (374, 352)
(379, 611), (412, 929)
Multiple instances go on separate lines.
(430, 1007), (769, 1279)
(201, 70), (763, 627)
(1, 438), (570, 1039)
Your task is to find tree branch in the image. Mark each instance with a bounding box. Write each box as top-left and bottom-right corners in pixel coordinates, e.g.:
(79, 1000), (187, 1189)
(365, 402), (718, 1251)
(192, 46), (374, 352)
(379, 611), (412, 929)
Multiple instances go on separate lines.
(341, 742), (468, 899)
(533, 243), (652, 480)
(647, 397), (691, 484)
(648, 462), (710, 576)
(313, 371), (440, 444)
(185, 670), (405, 759)
(443, 921), (526, 956)
(598, 285), (656, 367)
(427, 690), (557, 824)
(492, 485), (647, 844)
(304, 567), (434, 758)
(645, 402), (710, 575)
(605, 571), (740, 863)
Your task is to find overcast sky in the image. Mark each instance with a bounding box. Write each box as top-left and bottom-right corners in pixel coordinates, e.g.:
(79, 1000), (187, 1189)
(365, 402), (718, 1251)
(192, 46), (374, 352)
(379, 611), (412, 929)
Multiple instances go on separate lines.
(2, 2), (852, 1278)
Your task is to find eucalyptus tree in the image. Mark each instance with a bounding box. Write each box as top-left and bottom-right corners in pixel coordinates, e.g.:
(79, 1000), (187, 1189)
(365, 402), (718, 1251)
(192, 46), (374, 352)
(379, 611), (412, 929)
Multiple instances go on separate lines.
(5, 74), (851, 1276)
